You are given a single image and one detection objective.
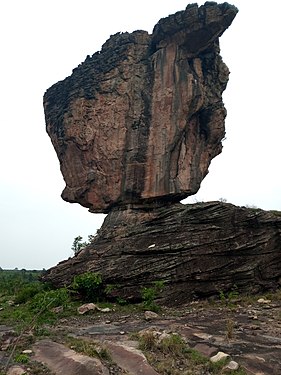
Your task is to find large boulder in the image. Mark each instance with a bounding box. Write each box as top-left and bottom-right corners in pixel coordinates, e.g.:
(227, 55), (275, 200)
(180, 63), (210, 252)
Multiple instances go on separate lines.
(44, 2), (238, 213)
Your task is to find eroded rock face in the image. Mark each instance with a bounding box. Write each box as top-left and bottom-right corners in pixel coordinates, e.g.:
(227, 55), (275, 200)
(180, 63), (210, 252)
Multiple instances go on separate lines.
(44, 2), (238, 213)
(42, 202), (281, 303)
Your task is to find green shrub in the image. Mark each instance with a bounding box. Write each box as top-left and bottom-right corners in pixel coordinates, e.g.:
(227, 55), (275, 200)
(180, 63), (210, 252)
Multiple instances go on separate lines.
(141, 280), (165, 312)
(116, 297), (128, 305)
(15, 353), (29, 364)
(71, 272), (103, 302)
(219, 285), (239, 307)
(71, 236), (88, 255)
(14, 282), (45, 304)
(30, 288), (69, 313)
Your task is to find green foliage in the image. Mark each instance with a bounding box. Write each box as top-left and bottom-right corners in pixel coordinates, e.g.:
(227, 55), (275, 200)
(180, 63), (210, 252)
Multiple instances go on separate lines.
(71, 234), (98, 255)
(187, 347), (209, 365)
(138, 331), (246, 375)
(71, 236), (88, 255)
(153, 280), (165, 290)
(15, 353), (29, 364)
(1, 285), (77, 342)
(116, 297), (128, 305)
(219, 285), (239, 307)
(71, 272), (103, 302)
(139, 332), (190, 357)
(0, 269), (42, 297)
(14, 282), (46, 304)
(30, 288), (70, 313)
(0, 286), (71, 333)
(141, 280), (165, 312)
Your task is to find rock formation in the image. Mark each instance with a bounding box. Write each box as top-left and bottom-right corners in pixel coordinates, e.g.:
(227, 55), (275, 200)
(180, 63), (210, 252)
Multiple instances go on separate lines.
(43, 3), (281, 301)
(44, 2), (238, 213)
(43, 202), (281, 304)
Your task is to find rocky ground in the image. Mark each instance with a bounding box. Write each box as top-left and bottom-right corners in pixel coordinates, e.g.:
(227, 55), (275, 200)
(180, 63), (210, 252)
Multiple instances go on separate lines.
(1, 294), (281, 375)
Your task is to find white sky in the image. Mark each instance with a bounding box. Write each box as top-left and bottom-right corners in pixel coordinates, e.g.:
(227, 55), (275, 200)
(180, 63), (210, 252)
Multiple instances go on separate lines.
(1, 1), (280, 270)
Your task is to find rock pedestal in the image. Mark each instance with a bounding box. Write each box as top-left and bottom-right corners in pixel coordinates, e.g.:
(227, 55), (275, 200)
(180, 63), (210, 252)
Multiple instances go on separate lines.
(43, 3), (281, 301)
(43, 202), (281, 304)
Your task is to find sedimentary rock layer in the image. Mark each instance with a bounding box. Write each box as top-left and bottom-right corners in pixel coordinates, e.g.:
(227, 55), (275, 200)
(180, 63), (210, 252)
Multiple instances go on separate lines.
(43, 202), (281, 304)
(44, 3), (238, 213)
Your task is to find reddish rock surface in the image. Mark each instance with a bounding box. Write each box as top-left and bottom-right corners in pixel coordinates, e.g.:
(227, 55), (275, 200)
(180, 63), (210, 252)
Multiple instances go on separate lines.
(33, 340), (109, 375)
(44, 2), (238, 213)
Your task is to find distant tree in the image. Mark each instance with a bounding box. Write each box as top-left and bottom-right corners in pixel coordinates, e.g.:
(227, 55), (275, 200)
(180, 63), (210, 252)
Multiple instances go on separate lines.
(71, 236), (88, 255)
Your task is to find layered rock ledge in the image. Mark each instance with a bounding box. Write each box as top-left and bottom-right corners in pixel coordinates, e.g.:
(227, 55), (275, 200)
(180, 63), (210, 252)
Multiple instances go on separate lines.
(43, 202), (281, 304)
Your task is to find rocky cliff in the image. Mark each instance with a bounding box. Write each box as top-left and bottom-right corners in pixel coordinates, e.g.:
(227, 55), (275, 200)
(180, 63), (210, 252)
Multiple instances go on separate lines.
(43, 202), (281, 304)
(44, 2), (238, 213)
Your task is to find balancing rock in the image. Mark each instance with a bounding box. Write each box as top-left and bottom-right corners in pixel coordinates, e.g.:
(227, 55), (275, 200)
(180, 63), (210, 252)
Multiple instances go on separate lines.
(44, 2), (238, 213)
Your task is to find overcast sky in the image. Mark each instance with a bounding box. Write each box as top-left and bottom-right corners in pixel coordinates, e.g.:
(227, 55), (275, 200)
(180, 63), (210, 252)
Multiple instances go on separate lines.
(1, 1), (280, 270)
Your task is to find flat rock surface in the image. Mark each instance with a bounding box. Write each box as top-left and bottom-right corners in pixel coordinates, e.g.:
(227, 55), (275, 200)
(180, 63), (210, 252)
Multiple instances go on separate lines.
(105, 341), (159, 375)
(2, 297), (281, 374)
(33, 339), (110, 375)
(47, 297), (281, 375)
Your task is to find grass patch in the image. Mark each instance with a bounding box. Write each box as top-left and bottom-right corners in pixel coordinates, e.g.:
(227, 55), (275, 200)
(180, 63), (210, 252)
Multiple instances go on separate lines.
(137, 332), (246, 374)
(0, 270), (277, 375)
(15, 353), (29, 364)
(65, 337), (111, 362)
